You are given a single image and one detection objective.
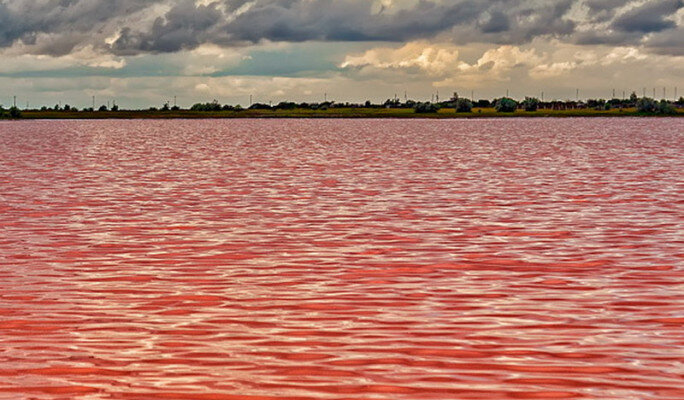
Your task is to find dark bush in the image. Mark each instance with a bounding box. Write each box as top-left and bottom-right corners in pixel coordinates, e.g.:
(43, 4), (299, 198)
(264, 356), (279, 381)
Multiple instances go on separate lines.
(9, 106), (22, 118)
(455, 98), (473, 112)
(248, 103), (272, 110)
(521, 97), (539, 112)
(414, 102), (440, 113)
(275, 102), (297, 110)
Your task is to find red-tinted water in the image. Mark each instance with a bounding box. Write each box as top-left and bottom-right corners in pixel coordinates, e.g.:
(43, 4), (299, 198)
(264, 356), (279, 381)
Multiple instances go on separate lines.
(0, 118), (682, 399)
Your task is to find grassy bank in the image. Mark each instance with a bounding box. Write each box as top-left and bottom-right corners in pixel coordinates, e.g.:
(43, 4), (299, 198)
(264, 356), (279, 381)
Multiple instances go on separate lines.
(18, 107), (684, 119)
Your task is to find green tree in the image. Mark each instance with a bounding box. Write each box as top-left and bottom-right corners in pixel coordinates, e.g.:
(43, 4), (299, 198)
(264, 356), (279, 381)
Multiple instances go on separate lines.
(495, 97), (518, 112)
(657, 100), (676, 115)
(521, 97), (539, 111)
(636, 97), (657, 113)
(190, 100), (222, 111)
(629, 91), (638, 104)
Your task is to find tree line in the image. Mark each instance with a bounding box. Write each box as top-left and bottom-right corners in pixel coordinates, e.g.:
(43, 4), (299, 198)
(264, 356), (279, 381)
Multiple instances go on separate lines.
(188, 92), (682, 114)
(2, 92), (682, 118)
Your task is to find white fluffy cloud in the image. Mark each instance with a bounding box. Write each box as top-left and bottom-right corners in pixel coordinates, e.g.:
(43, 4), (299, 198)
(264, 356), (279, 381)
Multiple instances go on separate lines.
(342, 42), (543, 83)
(341, 41), (462, 76)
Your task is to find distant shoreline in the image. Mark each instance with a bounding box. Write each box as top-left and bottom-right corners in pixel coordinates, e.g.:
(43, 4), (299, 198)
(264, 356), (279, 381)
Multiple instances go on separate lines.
(9, 107), (684, 120)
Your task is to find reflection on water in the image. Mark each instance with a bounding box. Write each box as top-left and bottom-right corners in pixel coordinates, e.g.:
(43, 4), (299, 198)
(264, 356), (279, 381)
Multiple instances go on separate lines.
(0, 118), (682, 399)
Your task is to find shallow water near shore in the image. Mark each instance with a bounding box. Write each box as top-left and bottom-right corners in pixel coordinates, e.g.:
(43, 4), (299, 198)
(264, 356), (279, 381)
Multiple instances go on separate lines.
(0, 118), (682, 399)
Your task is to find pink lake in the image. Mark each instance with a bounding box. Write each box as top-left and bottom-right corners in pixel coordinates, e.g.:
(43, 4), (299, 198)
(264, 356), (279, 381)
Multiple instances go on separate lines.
(0, 118), (682, 399)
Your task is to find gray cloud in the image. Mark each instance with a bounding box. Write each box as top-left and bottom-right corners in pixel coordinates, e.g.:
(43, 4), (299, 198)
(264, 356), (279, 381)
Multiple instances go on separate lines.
(0, 0), (160, 54)
(612, 0), (682, 33)
(479, 10), (511, 34)
(113, 0), (225, 54)
(110, 0), (578, 52)
(0, 0), (682, 57)
(643, 26), (684, 55)
(583, 0), (629, 22)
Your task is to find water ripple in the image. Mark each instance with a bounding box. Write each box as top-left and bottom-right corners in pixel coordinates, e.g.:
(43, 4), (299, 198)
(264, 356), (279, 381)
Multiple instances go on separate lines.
(0, 118), (682, 399)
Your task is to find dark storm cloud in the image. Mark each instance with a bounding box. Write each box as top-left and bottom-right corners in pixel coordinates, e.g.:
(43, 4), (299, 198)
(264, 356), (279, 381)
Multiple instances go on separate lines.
(112, 0), (225, 54)
(573, 0), (683, 52)
(209, 0), (577, 44)
(583, 0), (628, 22)
(0, 0), (682, 56)
(643, 26), (684, 55)
(221, 0), (487, 42)
(0, 1), (159, 51)
(612, 0), (682, 33)
(0, 0), (573, 55)
(479, 11), (510, 34)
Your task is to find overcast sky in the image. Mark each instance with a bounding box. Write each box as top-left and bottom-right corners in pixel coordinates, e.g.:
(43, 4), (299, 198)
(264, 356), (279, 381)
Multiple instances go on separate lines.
(1, 0), (682, 108)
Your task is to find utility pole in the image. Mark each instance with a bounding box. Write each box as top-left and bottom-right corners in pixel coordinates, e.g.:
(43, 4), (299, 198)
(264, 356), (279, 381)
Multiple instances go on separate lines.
(653, 88), (656, 98)
(576, 89), (579, 101)
(622, 90), (625, 99)
(506, 89), (509, 97)
(324, 93), (327, 102)
(249, 94), (252, 105)
(541, 91), (544, 102)
(612, 89), (615, 98)
(404, 91), (407, 102)
(436, 90), (439, 102)
(471, 90), (474, 101)
(643, 87), (646, 97)
(92, 96), (95, 110)
(663, 87), (666, 99)
(13, 95), (16, 108)
(675, 87), (678, 100)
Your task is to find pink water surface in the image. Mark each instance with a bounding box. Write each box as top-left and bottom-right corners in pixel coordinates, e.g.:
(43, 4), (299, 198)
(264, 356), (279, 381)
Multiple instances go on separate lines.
(0, 118), (682, 400)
